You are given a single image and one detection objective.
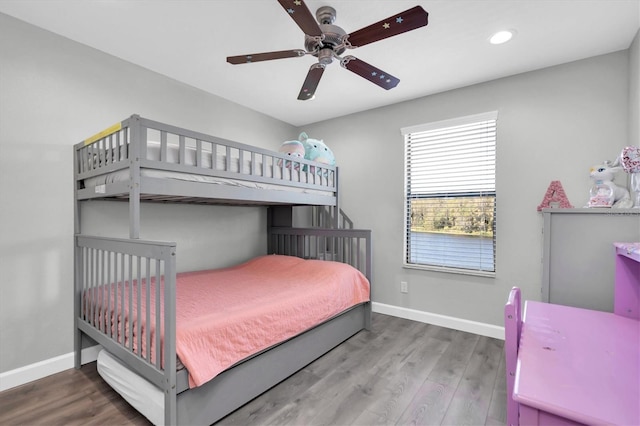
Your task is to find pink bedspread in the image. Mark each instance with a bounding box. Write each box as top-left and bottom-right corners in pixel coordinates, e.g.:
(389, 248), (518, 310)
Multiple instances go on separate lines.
(85, 255), (370, 388)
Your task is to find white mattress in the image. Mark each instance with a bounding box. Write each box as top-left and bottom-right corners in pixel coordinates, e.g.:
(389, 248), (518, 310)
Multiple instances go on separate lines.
(83, 141), (334, 196)
(97, 349), (164, 425)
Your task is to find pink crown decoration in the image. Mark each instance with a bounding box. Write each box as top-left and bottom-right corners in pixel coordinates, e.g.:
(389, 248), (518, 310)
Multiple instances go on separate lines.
(537, 180), (573, 211)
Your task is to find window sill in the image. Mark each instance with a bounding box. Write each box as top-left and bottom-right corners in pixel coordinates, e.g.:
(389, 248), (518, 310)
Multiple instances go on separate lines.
(403, 263), (496, 278)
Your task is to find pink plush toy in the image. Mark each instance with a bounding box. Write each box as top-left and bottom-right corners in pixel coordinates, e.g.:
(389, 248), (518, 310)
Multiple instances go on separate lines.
(277, 140), (305, 170)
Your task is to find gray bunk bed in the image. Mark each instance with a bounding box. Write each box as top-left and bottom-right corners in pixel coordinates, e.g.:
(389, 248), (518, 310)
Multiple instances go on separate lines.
(73, 115), (372, 425)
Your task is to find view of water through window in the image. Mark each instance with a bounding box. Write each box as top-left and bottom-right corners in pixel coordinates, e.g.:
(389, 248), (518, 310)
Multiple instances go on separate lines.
(408, 232), (494, 271)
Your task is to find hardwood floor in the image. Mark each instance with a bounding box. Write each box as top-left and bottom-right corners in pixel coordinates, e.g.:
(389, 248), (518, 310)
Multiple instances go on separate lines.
(0, 314), (506, 425)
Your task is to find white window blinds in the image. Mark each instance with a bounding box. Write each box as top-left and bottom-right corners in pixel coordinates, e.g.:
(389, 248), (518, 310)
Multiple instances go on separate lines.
(402, 112), (497, 274)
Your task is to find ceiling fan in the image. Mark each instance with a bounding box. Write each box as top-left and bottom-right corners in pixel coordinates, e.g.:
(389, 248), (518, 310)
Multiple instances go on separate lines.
(226, 0), (429, 100)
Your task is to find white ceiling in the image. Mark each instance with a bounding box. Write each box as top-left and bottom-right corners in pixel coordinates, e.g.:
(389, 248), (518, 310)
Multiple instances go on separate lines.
(1, 0), (638, 126)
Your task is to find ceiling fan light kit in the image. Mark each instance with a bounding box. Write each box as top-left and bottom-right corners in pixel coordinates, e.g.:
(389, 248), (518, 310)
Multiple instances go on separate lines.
(226, 0), (429, 100)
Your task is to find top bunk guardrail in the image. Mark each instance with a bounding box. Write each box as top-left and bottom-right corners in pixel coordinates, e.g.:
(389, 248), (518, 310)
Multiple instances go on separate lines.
(74, 115), (338, 206)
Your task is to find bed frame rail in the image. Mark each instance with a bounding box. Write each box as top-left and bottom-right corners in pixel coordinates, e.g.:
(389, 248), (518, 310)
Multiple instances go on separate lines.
(268, 226), (372, 294)
(74, 235), (178, 425)
(74, 114), (337, 198)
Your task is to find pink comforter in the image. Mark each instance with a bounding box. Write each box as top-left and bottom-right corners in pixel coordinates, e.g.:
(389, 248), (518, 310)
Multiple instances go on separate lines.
(87, 255), (370, 388)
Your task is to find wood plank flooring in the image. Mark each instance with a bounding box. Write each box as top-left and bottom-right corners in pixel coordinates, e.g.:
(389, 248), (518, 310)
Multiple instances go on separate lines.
(0, 313), (506, 425)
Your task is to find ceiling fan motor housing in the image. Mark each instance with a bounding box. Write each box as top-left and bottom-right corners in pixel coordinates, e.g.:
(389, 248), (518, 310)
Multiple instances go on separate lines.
(305, 24), (347, 58)
(305, 6), (346, 63)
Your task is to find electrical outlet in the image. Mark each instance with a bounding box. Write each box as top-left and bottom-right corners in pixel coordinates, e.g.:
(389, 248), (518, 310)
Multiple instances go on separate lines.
(400, 281), (408, 293)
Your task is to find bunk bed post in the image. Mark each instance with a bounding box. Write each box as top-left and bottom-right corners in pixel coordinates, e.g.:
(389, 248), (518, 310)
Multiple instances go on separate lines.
(73, 241), (82, 369)
(334, 167), (340, 229)
(73, 144), (83, 369)
(271, 206), (294, 227)
(128, 115), (143, 239)
(364, 228), (373, 330)
(73, 145), (81, 236)
(268, 206), (292, 254)
(163, 245), (178, 426)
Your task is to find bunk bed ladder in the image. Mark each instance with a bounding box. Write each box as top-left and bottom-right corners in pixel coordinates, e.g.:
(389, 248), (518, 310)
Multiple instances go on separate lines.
(312, 205), (354, 229)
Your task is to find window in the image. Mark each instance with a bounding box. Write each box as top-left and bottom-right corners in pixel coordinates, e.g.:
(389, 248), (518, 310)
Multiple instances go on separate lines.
(402, 112), (497, 275)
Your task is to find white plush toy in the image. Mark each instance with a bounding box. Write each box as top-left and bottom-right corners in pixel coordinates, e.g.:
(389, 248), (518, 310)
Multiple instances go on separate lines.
(588, 161), (632, 208)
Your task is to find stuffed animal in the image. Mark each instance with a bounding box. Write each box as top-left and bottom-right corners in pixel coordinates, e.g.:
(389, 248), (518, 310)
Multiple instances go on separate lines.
(587, 161), (631, 208)
(298, 132), (335, 175)
(277, 140), (305, 170)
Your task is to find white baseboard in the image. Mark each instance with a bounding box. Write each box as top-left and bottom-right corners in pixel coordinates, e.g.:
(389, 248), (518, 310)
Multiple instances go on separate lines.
(372, 302), (505, 340)
(0, 345), (101, 392)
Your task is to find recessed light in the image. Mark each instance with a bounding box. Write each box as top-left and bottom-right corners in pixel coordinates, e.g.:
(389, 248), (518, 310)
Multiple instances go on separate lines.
(489, 30), (515, 45)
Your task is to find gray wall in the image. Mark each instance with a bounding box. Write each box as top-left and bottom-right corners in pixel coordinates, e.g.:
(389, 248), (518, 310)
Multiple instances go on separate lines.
(630, 29), (639, 145)
(300, 50), (631, 328)
(0, 13), (296, 374)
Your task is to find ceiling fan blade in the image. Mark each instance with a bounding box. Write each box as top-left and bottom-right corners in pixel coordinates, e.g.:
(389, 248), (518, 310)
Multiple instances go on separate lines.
(341, 56), (400, 90)
(227, 49), (306, 64)
(277, 0), (323, 37)
(346, 6), (429, 48)
(298, 64), (325, 100)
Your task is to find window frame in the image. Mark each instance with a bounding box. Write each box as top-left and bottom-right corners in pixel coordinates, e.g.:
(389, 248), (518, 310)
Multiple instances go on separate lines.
(401, 111), (497, 277)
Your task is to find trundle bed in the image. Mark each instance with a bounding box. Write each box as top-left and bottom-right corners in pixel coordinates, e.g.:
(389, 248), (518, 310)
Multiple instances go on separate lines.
(73, 115), (372, 425)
